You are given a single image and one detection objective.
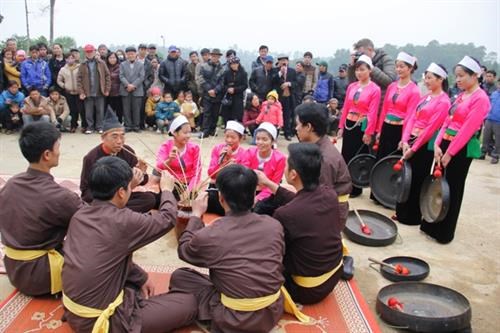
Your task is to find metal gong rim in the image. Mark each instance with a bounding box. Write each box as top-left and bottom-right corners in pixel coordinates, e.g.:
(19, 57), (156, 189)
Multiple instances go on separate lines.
(348, 153), (377, 188)
(343, 209), (398, 246)
(420, 175), (450, 223)
(369, 155), (411, 209)
(379, 256), (430, 282)
(376, 282), (471, 332)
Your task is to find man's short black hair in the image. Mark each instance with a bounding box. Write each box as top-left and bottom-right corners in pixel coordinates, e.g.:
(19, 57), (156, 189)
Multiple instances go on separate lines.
(216, 164), (257, 213)
(486, 70), (497, 77)
(226, 49), (236, 57)
(37, 42), (48, 49)
(189, 51), (198, 57)
(259, 45), (268, 51)
(295, 103), (328, 137)
(287, 143), (322, 191)
(304, 51), (313, 58)
(7, 80), (19, 88)
(19, 122), (61, 163)
(29, 45), (39, 52)
(89, 156), (133, 201)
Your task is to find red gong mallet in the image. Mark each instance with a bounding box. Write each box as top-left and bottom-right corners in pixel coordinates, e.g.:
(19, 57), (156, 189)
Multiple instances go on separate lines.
(368, 258), (411, 275)
(387, 297), (404, 311)
(393, 158), (404, 172)
(372, 139), (380, 151)
(433, 163), (443, 178)
(353, 208), (372, 235)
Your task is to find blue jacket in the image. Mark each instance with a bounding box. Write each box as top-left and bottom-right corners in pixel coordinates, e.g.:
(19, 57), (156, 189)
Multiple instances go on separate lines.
(21, 58), (51, 90)
(0, 90), (25, 111)
(487, 90), (500, 123)
(313, 71), (334, 103)
(155, 101), (179, 121)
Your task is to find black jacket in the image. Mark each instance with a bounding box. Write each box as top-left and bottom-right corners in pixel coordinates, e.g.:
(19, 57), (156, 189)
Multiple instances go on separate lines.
(223, 66), (248, 96)
(272, 67), (297, 100)
(249, 66), (275, 100)
(159, 56), (186, 93)
(198, 60), (225, 101)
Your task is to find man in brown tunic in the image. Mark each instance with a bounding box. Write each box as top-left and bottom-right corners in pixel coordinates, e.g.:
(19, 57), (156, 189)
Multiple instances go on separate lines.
(295, 103), (355, 279)
(0, 122), (83, 296)
(62, 156), (197, 333)
(169, 165), (285, 333)
(80, 109), (158, 213)
(256, 143), (343, 304)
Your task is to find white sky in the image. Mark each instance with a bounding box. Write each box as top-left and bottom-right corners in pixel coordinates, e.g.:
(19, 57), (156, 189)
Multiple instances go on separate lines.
(0, 0), (498, 57)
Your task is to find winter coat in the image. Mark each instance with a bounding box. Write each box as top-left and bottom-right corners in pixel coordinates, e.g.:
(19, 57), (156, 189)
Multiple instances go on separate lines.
(223, 67), (248, 96)
(21, 58), (51, 90)
(249, 66), (275, 101)
(198, 60), (225, 102)
(256, 101), (283, 127)
(119, 60), (145, 97)
(159, 56), (186, 93)
(77, 57), (111, 96)
(313, 71), (334, 103)
(107, 63), (121, 97)
(57, 64), (81, 95)
(155, 101), (180, 121)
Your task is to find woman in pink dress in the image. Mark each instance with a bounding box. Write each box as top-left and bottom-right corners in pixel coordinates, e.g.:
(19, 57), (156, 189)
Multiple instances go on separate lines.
(246, 122), (286, 215)
(337, 55), (381, 197)
(421, 56), (491, 243)
(395, 63), (451, 225)
(156, 115), (201, 202)
(206, 120), (249, 215)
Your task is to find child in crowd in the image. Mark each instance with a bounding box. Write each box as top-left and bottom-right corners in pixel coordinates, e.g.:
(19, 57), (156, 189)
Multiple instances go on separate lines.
(4, 102), (23, 133)
(256, 90), (283, 130)
(155, 92), (180, 134)
(47, 86), (71, 132)
(175, 90), (186, 106)
(145, 87), (162, 129)
(179, 91), (200, 131)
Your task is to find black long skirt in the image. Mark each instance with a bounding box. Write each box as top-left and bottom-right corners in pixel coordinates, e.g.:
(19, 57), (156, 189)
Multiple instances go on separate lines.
(395, 145), (434, 225)
(371, 122), (403, 201)
(341, 120), (368, 197)
(420, 139), (472, 243)
(377, 122), (402, 160)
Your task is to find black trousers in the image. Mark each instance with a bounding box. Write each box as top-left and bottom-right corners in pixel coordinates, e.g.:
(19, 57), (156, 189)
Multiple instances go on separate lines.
(201, 98), (220, 136)
(66, 93), (85, 129)
(420, 139), (472, 244)
(106, 96), (123, 123)
(396, 144), (434, 225)
(279, 96), (294, 137)
(341, 120), (368, 197)
(220, 94), (244, 124)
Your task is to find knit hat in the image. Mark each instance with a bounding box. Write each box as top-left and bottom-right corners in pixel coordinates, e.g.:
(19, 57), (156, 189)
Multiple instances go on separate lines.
(256, 122), (277, 140)
(169, 115), (189, 134)
(266, 90), (279, 101)
(102, 108), (123, 133)
(150, 87), (162, 96)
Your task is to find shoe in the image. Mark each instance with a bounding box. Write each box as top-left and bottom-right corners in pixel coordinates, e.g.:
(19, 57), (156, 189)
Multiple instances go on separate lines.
(478, 153), (486, 160)
(342, 255), (354, 280)
(70, 128), (76, 133)
(285, 135), (292, 141)
(199, 132), (209, 139)
(84, 130), (93, 134)
(97, 130), (103, 134)
(391, 214), (398, 221)
(156, 129), (161, 134)
(491, 157), (499, 164)
(133, 129), (141, 133)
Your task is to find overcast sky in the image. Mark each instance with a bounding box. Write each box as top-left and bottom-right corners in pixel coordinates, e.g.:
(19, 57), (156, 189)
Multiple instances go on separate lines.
(0, 0), (498, 57)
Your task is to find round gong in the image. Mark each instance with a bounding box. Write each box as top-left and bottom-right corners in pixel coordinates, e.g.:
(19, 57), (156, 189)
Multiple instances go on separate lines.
(420, 175), (450, 223)
(376, 282), (471, 332)
(379, 256), (430, 282)
(343, 209), (397, 246)
(348, 153), (376, 188)
(370, 155), (411, 209)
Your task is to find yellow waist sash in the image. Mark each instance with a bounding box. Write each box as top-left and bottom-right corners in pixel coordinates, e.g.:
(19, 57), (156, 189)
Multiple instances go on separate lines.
(3, 246), (63, 294)
(62, 290), (124, 333)
(292, 259), (344, 288)
(221, 286), (312, 323)
(338, 194), (349, 203)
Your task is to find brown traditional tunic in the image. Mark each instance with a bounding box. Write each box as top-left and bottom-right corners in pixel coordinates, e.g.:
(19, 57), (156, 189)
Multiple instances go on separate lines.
(316, 135), (352, 227)
(273, 185), (343, 304)
(169, 212), (285, 333)
(0, 168), (83, 296)
(80, 144), (157, 213)
(62, 191), (197, 333)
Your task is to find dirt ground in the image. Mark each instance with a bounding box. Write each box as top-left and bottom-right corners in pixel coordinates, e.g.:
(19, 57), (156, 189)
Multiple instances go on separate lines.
(0, 130), (499, 333)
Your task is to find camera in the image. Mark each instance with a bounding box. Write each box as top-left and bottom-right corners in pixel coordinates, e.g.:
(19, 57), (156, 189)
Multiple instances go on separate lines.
(353, 51), (364, 62)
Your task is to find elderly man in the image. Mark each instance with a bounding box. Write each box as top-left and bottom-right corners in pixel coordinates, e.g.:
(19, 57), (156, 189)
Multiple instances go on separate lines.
(80, 109), (158, 212)
(120, 46), (145, 132)
(77, 44), (111, 134)
(0, 122), (83, 296)
(273, 55), (298, 141)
